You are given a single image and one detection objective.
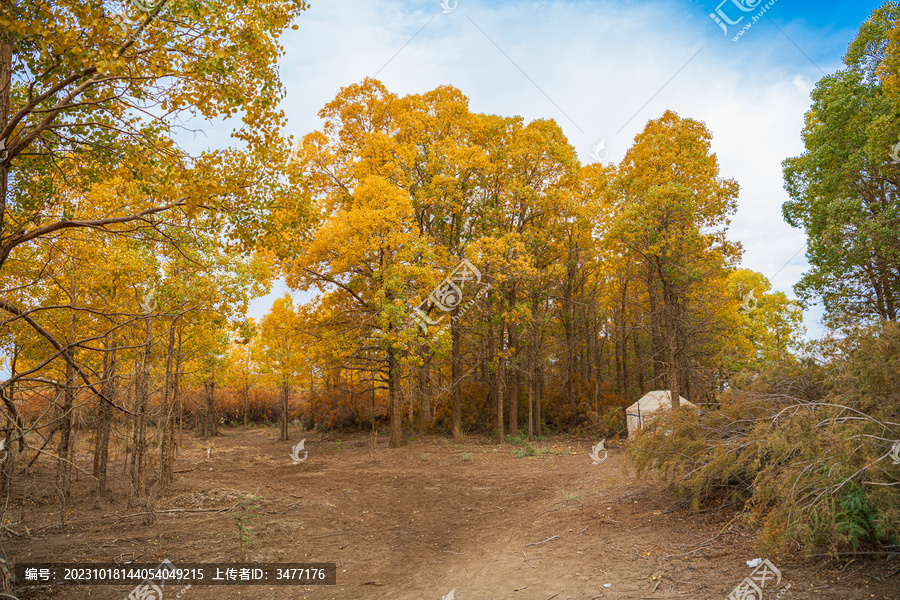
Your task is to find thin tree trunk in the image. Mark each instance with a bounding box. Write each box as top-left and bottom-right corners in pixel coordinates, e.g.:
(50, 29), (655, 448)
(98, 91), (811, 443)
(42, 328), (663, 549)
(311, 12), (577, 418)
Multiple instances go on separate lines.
(527, 354), (534, 440)
(664, 283), (681, 407)
(388, 347), (403, 448)
(634, 332), (648, 396)
(497, 311), (506, 443)
(497, 352), (505, 444)
(203, 376), (217, 438)
(536, 360), (543, 436)
(0, 24), (11, 235)
(407, 364), (414, 423)
(175, 329), (183, 463)
(451, 315), (463, 440)
(160, 320), (177, 488)
(132, 317), (151, 496)
(93, 339), (116, 496)
(0, 345), (21, 497)
(417, 354), (431, 432)
(507, 321), (518, 436)
(614, 305), (624, 397)
(487, 312), (498, 432)
(280, 378), (289, 442)
(243, 383), (249, 429)
(507, 360), (518, 435)
(56, 277), (77, 508)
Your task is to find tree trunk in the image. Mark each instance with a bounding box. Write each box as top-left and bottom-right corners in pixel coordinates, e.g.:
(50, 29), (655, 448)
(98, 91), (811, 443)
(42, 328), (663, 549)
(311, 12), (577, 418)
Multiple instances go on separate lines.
(663, 282), (681, 408)
(564, 309), (576, 427)
(536, 360), (543, 436)
(175, 331), (184, 464)
(388, 347), (403, 448)
(451, 315), (463, 440)
(507, 360), (518, 435)
(56, 283), (77, 508)
(243, 384), (249, 429)
(280, 378), (289, 442)
(407, 364), (414, 424)
(648, 267), (664, 389)
(0, 346), (21, 497)
(527, 353), (534, 440)
(131, 316), (152, 495)
(0, 25), (11, 235)
(93, 339), (116, 496)
(203, 376), (217, 438)
(529, 293), (542, 438)
(487, 313), (498, 432)
(497, 356), (505, 444)
(634, 333), (648, 396)
(614, 305), (624, 396)
(417, 354), (431, 432)
(507, 322), (518, 436)
(497, 313), (506, 444)
(160, 320), (177, 488)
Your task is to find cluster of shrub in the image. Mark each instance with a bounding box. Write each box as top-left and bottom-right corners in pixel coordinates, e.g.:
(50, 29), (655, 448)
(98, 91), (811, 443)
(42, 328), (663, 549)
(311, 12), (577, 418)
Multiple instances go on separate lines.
(626, 321), (900, 553)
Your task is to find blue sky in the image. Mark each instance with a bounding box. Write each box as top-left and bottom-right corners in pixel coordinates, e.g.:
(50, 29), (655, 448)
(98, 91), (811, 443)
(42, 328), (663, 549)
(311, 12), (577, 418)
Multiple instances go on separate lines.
(246, 0), (890, 340)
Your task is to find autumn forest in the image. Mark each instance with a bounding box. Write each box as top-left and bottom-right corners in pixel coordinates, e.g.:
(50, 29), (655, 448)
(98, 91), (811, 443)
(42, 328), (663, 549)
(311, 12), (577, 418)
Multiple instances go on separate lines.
(1, 0), (900, 588)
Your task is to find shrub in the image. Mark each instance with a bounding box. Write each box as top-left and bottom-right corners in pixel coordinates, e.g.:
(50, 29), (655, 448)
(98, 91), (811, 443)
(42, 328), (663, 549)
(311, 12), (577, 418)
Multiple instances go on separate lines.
(626, 322), (900, 554)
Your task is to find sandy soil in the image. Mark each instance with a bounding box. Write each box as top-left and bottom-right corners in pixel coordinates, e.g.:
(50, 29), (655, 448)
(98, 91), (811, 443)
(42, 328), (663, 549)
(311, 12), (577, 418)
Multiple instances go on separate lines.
(6, 427), (899, 599)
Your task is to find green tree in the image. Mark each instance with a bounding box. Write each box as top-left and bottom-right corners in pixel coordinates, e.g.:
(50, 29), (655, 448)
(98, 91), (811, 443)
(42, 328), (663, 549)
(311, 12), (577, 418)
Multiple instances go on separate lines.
(783, 3), (900, 326)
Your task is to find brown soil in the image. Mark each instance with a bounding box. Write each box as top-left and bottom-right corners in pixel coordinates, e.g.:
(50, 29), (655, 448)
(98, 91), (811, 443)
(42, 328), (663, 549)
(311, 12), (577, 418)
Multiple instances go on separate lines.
(7, 427), (899, 600)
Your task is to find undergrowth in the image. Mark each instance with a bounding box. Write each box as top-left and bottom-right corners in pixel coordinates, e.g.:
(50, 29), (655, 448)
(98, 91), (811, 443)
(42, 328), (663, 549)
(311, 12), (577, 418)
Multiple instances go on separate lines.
(625, 321), (900, 554)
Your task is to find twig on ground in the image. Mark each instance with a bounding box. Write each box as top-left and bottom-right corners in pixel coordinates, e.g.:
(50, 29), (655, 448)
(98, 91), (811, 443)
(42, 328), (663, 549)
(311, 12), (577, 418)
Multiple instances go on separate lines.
(526, 535), (560, 547)
(661, 546), (708, 559)
(570, 527), (587, 534)
(669, 529), (738, 548)
(698, 501), (738, 514)
(0, 524), (26, 538)
(105, 502), (238, 520)
(810, 551), (900, 557)
(510, 551), (542, 568)
(664, 501), (689, 514)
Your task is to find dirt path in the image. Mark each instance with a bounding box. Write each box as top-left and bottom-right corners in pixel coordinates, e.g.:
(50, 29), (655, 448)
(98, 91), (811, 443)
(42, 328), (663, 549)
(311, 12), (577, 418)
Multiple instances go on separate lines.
(8, 428), (899, 599)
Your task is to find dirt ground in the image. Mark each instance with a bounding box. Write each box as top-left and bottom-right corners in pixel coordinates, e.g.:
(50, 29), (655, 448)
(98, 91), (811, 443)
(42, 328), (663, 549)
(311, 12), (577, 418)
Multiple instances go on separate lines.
(6, 426), (900, 600)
